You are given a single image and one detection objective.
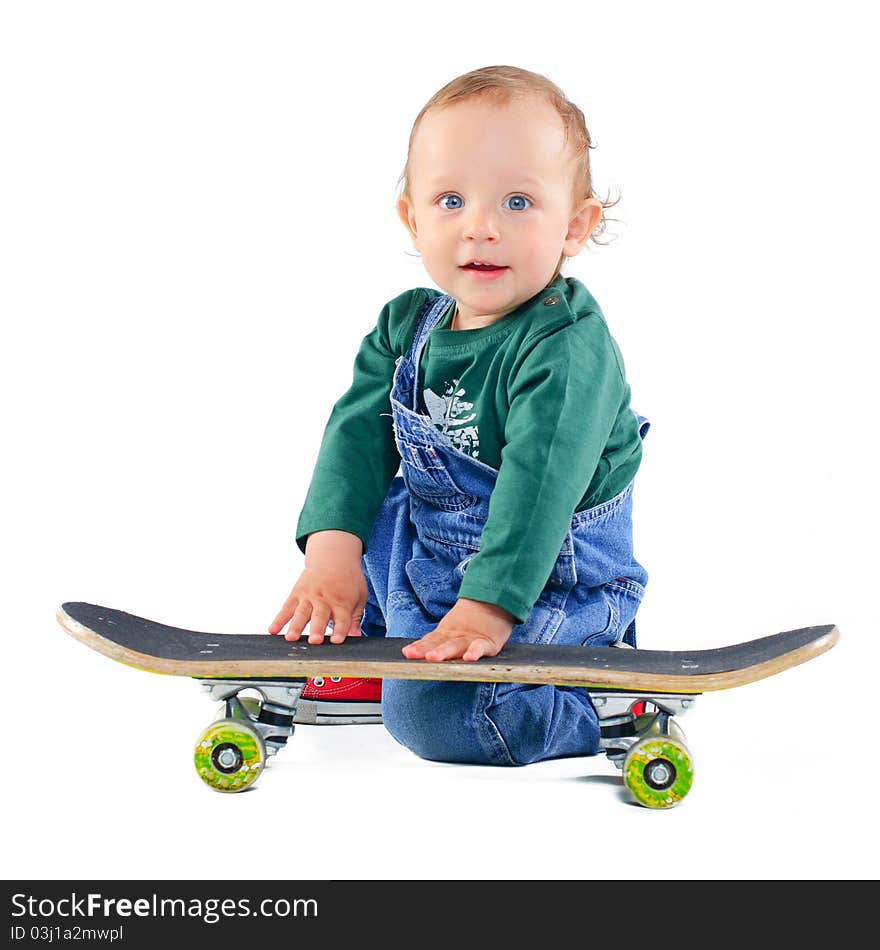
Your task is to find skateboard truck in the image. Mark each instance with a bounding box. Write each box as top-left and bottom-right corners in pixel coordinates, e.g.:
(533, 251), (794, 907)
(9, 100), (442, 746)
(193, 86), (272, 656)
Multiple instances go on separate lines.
(195, 679), (306, 791)
(593, 690), (696, 807)
(191, 677), (699, 806)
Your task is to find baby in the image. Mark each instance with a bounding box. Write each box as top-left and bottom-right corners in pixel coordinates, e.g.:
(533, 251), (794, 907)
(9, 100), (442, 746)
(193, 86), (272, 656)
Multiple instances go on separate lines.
(269, 65), (649, 765)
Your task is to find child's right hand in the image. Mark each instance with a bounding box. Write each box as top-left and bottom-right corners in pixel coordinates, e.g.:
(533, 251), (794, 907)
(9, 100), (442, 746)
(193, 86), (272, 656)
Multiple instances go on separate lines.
(268, 530), (368, 644)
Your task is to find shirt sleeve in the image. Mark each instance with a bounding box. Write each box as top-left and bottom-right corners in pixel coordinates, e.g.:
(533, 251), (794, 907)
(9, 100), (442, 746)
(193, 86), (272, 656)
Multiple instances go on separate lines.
(456, 317), (626, 622)
(295, 290), (425, 554)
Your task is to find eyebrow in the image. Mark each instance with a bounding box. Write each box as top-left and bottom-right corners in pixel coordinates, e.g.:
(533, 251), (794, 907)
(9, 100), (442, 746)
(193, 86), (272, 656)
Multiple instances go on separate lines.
(426, 174), (546, 190)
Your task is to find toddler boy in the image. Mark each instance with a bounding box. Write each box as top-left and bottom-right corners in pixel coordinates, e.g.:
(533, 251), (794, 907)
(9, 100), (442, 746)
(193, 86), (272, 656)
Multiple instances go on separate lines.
(270, 66), (648, 765)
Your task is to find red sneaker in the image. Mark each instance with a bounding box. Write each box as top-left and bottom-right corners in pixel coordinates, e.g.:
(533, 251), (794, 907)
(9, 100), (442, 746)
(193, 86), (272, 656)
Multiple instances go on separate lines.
(294, 677), (383, 725)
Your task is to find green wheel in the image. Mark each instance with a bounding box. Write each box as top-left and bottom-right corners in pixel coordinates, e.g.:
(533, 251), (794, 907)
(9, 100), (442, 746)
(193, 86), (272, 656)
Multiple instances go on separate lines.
(623, 735), (694, 808)
(194, 718), (266, 793)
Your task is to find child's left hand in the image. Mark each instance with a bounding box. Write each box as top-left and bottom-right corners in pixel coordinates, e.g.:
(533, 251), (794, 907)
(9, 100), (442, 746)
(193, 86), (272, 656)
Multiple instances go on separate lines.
(402, 598), (516, 662)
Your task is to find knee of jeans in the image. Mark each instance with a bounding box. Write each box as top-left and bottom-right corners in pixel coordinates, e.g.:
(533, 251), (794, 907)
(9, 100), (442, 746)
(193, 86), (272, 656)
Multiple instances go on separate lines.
(381, 679), (482, 764)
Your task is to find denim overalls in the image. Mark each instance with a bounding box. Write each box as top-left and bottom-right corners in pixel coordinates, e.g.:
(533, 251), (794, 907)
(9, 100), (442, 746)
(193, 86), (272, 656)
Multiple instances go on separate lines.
(360, 293), (649, 765)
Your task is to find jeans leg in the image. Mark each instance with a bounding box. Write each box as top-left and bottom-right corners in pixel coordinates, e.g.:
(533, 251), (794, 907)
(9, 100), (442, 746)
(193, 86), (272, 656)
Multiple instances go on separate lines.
(381, 678), (601, 766)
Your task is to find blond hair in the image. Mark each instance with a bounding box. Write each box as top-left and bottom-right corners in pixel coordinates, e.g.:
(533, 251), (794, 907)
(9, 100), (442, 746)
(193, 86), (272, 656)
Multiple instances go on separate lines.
(397, 65), (618, 265)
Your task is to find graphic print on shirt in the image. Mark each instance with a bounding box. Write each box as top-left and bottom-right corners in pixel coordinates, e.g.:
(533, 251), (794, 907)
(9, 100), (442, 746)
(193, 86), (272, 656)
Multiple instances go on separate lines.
(423, 380), (481, 458)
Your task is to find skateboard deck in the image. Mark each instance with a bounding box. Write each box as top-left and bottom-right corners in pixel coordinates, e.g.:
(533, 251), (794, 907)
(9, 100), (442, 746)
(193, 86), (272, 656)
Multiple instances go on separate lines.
(57, 601), (839, 807)
(58, 601), (837, 692)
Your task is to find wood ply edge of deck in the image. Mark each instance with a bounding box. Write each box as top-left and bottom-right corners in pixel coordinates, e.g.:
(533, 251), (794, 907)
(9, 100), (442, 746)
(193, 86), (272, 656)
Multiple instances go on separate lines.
(57, 606), (840, 695)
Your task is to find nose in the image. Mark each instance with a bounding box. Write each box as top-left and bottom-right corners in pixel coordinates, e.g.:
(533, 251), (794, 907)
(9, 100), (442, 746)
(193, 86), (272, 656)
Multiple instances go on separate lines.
(462, 202), (500, 242)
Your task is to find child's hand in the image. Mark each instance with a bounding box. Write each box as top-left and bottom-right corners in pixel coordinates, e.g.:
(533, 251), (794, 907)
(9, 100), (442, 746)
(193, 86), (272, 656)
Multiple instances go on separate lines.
(402, 598), (515, 662)
(269, 530), (368, 643)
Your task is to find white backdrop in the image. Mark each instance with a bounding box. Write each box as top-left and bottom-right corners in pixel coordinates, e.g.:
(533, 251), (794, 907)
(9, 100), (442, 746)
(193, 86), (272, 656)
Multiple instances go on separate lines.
(3, 1), (877, 881)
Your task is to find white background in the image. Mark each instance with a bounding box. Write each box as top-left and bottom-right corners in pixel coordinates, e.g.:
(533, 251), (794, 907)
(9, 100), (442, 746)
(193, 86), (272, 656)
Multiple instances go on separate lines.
(3, 1), (878, 881)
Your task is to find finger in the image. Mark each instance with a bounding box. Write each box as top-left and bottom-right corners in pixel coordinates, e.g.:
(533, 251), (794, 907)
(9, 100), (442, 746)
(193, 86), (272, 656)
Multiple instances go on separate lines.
(462, 638), (497, 662)
(329, 609), (353, 643)
(349, 599), (367, 638)
(308, 605), (333, 644)
(401, 633), (439, 659)
(402, 631), (465, 661)
(269, 597), (298, 635)
(284, 600), (312, 641)
(423, 637), (472, 662)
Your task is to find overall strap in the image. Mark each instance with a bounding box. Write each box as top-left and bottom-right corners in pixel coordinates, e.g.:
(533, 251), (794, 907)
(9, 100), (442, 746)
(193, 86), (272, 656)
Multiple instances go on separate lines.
(408, 293), (453, 410)
(409, 293), (453, 363)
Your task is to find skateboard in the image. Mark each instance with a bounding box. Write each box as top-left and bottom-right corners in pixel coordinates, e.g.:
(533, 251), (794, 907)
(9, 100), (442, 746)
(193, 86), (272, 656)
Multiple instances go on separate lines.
(56, 601), (839, 808)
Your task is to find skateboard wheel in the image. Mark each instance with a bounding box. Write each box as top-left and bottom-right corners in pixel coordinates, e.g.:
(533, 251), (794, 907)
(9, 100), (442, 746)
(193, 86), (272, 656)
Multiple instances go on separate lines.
(194, 718), (266, 793)
(623, 736), (694, 808)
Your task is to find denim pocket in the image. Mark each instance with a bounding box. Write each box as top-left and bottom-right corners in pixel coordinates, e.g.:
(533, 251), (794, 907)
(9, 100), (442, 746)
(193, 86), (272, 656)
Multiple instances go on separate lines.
(579, 578), (645, 647)
(404, 553), (460, 620)
(399, 440), (478, 512)
(455, 554), (475, 579)
(417, 507), (483, 558)
(568, 483), (645, 590)
(570, 483), (633, 529)
(579, 596), (619, 647)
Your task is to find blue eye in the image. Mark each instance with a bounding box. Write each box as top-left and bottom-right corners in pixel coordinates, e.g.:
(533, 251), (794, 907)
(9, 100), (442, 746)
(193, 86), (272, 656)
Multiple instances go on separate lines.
(503, 194), (531, 211)
(438, 194), (463, 210)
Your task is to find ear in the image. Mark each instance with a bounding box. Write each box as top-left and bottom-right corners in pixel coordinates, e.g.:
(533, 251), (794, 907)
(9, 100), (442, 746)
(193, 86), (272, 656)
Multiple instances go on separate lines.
(396, 196), (419, 247)
(562, 197), (603, 258)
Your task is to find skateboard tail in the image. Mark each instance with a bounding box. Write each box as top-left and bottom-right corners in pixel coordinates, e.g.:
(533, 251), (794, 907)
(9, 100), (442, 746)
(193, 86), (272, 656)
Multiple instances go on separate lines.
(57, 606), (178, 678)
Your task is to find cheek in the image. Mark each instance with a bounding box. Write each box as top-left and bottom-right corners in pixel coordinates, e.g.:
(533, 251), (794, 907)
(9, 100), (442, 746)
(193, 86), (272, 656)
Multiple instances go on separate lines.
(419, 227), (454, 254)
(517, 218), (567, 251)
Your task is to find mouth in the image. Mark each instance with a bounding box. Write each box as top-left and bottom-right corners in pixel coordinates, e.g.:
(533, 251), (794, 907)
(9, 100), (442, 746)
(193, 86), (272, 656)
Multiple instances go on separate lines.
(460, 260), (509, 280)
(461, 259), (508, 271)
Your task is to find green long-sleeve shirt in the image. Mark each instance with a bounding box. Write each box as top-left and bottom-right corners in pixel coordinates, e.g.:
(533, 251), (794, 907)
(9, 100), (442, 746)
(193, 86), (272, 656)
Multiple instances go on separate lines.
(296, 275), (643, 622)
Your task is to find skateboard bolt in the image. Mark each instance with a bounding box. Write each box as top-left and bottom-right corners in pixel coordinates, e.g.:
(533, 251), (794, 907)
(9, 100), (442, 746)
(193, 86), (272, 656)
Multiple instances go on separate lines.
(644, 759), (676, 789)
(207, 741), (248, 777)
(651, 763), (670, 782)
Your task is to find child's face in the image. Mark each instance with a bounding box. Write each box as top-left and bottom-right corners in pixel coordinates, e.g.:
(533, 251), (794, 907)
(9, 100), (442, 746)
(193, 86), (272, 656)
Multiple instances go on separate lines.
(398, 94), (601, 326)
